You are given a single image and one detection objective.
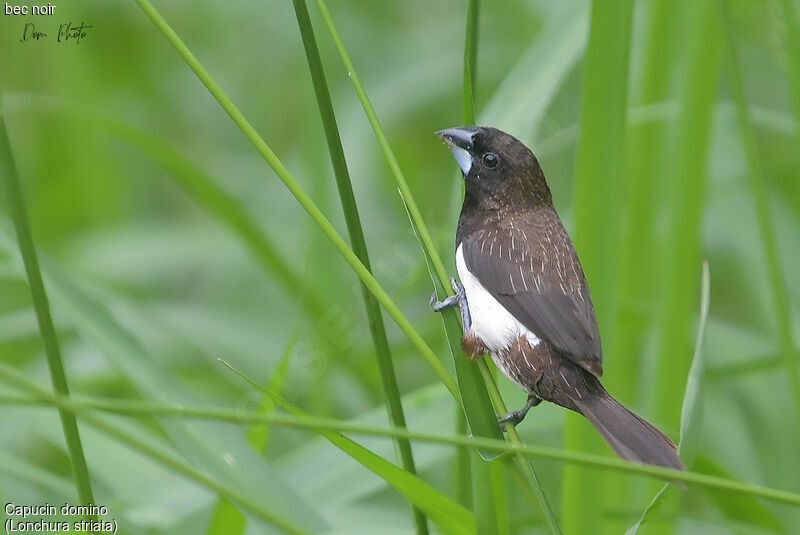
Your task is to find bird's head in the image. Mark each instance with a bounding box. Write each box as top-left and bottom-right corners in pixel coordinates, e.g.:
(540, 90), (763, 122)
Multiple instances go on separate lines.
(436, 126), (550, 207)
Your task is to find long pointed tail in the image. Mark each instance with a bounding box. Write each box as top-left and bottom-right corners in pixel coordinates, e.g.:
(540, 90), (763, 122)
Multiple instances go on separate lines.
(575, 392), (685, 470)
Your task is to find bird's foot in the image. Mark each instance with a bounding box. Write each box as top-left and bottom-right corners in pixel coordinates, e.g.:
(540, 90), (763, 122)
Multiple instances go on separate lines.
(429, 277), (471, 331)
(498, 394), (541, 431)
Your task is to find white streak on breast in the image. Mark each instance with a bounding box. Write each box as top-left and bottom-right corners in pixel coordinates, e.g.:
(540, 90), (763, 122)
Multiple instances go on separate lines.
(456, 244), (541, 356)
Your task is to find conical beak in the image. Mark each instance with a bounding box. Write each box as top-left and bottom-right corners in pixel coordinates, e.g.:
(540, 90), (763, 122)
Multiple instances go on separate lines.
(435, 126), (479, 150)
(436, 126), (480, 175)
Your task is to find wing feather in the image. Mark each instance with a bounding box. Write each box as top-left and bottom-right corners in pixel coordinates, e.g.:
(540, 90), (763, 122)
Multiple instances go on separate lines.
(461, 215), (603, 376)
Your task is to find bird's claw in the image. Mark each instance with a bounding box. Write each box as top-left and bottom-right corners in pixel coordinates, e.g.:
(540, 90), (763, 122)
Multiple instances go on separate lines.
(498, 410), (525, 432)
(449, 277), (465, 297)
(429, 291), (458, 312)
(498, 395), (541, 431)
(429, 277), (471, 332)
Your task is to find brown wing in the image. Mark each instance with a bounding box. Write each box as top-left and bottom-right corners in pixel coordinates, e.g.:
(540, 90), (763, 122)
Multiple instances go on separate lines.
(461, 214), (603, 376)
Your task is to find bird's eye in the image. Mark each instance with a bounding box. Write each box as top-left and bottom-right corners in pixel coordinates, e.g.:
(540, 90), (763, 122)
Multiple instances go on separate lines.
(481, 152), (499, 168)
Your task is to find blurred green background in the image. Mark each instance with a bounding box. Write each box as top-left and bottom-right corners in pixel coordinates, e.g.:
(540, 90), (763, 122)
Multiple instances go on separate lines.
(1, 0), (799, 533)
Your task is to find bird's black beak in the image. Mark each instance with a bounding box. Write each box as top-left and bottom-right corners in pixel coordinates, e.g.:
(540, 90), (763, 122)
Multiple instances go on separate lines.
(435, 126), (479, 150)
(436, 126), (480, 175)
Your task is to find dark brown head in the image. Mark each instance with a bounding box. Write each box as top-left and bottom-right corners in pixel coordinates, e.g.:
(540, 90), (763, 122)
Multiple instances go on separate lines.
(436, 126), (552, 209)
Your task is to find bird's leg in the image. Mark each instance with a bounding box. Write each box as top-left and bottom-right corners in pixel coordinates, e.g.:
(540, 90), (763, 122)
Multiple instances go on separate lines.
(499, 393), (541, 430)
(429, 277), (472, 332)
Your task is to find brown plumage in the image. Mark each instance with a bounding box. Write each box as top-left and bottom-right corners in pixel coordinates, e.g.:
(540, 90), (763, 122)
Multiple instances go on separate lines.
(434, 125), (684, 471)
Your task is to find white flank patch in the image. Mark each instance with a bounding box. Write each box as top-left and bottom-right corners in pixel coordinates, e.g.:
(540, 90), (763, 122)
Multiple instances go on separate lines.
(456, 244), (541, 355)
(449, 146), (473, 175)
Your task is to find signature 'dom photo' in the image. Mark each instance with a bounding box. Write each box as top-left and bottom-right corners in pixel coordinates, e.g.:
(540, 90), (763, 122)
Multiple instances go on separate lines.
(0, 0), (799, 534)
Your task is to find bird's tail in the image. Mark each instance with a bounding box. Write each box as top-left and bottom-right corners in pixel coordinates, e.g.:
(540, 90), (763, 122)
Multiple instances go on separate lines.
(574, 391), (685, 471)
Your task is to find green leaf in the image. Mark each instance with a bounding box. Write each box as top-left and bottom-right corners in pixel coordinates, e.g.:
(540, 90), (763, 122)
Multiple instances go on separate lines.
(17, 248), (329, 534)
(471, 453), (499, 535)
(205, 499), (245, 535)
(221, 360), (476, 535)
(676, 261), (711, 465)
(0, 361), (318, 534)
(247, 340), (294, 453)
(207, 341), (295, 535)
(627, 262), (711, 534)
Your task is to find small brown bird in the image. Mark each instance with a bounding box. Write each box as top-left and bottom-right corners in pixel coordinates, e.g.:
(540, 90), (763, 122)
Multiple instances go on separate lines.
(431, 126), (684, 470)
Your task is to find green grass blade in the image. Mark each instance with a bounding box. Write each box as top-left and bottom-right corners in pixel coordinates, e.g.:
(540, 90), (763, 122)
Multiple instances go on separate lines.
(564, 0), (634, 531)
(83, 416), (306, 535)
(455, 413), (472, 507)
(476, 363), (562, 534)
(615, 0), (685, 406)
(480, 0), (587, 140)
(106, 122), (327, 319)
(627, 262), (711, 534)
(0, 224), (332, 532)
(311, 0), (502, 455)
(289, 2), (426, 531)
(8, 384), (800, 509)
(471, 451), (499, 535)
(0, 100), (97, 518)
(462, 0), (479, 123)
(207, 342), (294, 535)
(406, 183), (557, 531)
(206, 499), (246, 535)
(720, 0), (800, 420)
(247, 340), (294, 452)
(310, 5), (559, 527)
(675, 262), (710, 466)
(0, 101), (330, 324)
(401, 192), (503, 460)
(653, 0), (722, 431)
(220, 360), (475, 535)
(0, 362), (311, 535)
(460, 5), (502, 532)
(459, 0), (476, 512)
(488, 461), (509, 535)
(649, 5), (721, 529)
(311, 0), (447, 289)
(129, 0), (459, 400)
(38, 255), (330, 532)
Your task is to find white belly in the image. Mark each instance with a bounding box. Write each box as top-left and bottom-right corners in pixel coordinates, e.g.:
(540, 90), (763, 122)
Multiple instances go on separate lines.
(455, 244), (541, 355)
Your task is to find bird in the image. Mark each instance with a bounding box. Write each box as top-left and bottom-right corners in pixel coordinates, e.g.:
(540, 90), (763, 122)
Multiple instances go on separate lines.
(431, 125), (684, 470)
